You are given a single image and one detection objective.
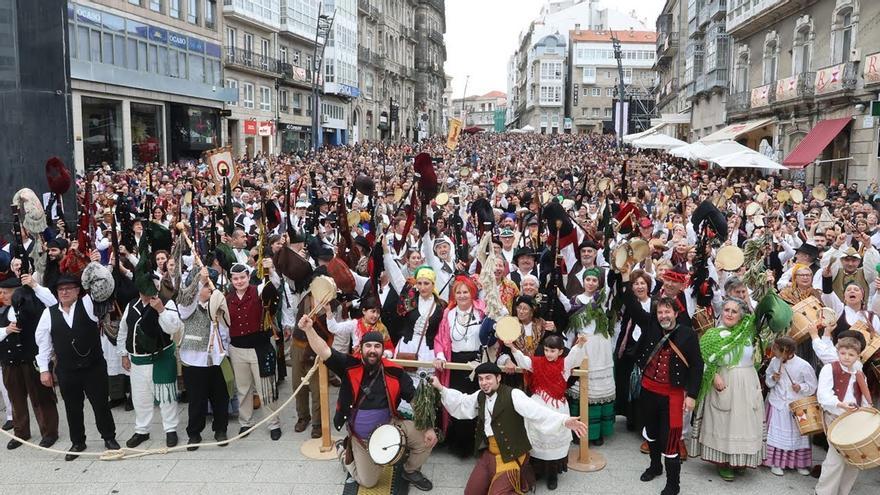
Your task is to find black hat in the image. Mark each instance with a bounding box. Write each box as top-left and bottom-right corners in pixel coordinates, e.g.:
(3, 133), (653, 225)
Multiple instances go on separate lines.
(316, 246), (334, 261)
(795, 243), (819, 260)
(0, 277), (22, 289)
(354, 235), (370, 251)
(54, 272), (82, 289)
(474, 362), (502, 376)
(513, 294), (537, 309)
(512, 247), (537, 264)
(361, 331), (384, 345)
(46, 238), (69, 250)
(578, 239), (599, 251)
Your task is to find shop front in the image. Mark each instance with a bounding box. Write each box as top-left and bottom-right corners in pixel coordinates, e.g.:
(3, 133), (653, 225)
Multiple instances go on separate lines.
(169, 103), (220, 162)
(81, 96), (124, 171)
(280, 123), (310, 154)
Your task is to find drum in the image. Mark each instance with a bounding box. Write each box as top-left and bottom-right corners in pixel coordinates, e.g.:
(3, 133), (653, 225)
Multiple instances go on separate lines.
(368, 423), (407, 466)
(788, 296), (822, 344)
(827, 407), (880, 470)
(692, 308), (714, 336)
(850, 321), (874, 355)
(789, 396), (824, 436)
(862, 336), (880, 363)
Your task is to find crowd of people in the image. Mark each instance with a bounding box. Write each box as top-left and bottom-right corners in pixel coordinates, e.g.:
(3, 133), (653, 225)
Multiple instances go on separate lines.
(1, 131), (879, 495)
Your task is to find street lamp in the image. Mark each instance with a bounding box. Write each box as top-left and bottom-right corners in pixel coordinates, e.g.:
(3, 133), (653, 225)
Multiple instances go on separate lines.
(310, 8), (336, 151)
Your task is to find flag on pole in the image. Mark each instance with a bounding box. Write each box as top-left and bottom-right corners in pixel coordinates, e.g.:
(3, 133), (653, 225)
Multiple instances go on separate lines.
(447, 118), (463, 150)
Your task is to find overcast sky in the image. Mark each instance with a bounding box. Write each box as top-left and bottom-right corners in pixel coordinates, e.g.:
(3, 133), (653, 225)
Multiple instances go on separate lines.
(444, 0), (665, 98)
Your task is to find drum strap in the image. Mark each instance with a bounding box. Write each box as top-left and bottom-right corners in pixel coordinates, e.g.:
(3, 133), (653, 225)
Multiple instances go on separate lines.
(856, 371), (873, 406)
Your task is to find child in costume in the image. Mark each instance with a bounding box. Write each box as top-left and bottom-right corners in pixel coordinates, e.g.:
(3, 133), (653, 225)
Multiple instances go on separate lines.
(510, 334), (587, 490)
(763, 336), (817, 476)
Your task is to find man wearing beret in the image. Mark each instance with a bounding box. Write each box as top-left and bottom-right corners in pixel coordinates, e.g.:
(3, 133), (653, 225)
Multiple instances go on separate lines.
(431, 362), (587, 494)
(298, 315), (436, 491)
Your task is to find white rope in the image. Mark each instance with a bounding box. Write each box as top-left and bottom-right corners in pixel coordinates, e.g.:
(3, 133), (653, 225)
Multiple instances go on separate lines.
(0, 359), (322, 461)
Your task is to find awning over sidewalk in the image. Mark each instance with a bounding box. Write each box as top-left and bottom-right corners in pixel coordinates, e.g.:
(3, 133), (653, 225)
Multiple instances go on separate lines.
(782, 117), (851, 169)
(700, 118), (774, 144)
(623, 123), (667, 143)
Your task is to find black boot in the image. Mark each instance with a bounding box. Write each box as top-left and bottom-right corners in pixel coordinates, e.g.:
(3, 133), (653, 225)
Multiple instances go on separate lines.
(640, 440), (663, 482)
(547, 472), (558, 490)
(661, 456), (681, 495)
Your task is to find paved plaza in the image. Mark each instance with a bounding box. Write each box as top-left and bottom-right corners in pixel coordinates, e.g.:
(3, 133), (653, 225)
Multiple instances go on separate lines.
(1, 383), (878, 495)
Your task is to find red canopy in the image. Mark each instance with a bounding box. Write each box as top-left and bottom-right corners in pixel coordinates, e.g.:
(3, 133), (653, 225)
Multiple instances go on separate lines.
(463, 126), (485, 134)
(783, 117), (850, 169)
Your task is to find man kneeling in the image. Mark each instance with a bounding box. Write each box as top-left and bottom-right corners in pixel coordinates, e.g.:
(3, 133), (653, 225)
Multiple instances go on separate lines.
(298, 315), (435, 491)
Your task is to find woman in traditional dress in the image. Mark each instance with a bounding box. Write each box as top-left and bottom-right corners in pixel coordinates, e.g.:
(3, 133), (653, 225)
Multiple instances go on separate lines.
(689, 297), (764, 481)
(496, 295), (547, 389)
(391, 266), (445, 417)
(565, 267), (615, 446)
(614, 269), (652, 430)
(510, 334), (587, 490)
(433, 275), (486, 458)
(777, 264), (822, 306)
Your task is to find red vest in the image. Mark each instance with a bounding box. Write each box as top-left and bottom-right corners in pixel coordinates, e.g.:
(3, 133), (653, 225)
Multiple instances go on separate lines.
(831, 361), (869, 405)
(344, 359), (403, 417)
(226, 286), (263, 338)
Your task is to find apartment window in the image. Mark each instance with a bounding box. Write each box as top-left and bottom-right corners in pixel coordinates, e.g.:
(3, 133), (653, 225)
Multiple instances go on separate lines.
(279, 89), (288, 112)
(592, 108), (600, 117)
(793, 24), (812, 74)
(243, 33), (254, 64)
(581, 85), (589, 96)
(540, 61), (563, 81)
(833, 8), (854, 64)
(539, 85), (561, 104)
(293, 93), (302, 109)
(226, 79), (238, 106)
(170, 0), (181, 18)
(582, 66), (596, 83)
(325, 62), (335, 83)
(279, 47), (288, 65)
(605, 108), (612, 118)
(735, 52), (749, 92)
(242, 82), (254, 108)
(763, 39), (777, 84)
(187, 0), (199, 24)
(260, 38), (270, 70)
(259, 86), (272, 111)
(204, 0), (216, 29)
(606, 88), (614, 97)
(623, 67), (633, 83)
(150, 0), (162, 12)
(591, 88), (600, 97)
(128, 0), (141, 5)
(292, 49), (301, 66)
(226, 27), (236, 51)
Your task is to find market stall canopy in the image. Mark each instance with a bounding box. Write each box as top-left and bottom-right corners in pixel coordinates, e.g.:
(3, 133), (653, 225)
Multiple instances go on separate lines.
(700, 118), (775, 144)
(623, 122), (667, 144)
(632, 133), (687, 150)
(669, 141), (711, 160)
(520, 124), (537, 133)
(697, 140), (754, 161)
(711, 149), (786, 170)
(782, 117), (851, 169)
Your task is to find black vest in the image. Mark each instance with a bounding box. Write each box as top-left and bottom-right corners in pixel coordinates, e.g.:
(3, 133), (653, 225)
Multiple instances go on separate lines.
(0, 288), (44, 365)
(475, 385), (532, 462)
(49, 301), (102, 372)
(401, 297), (444, 349)
(124, 300), (173, 355)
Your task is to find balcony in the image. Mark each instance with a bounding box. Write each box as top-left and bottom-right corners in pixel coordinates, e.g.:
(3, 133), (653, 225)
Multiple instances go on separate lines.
(419, 0), (445, 12)
(699, 3), (710, 29)
(280, 105), (289, 113)
(656, 32), (680, 64)
(223, 0), (280, 31)
(688, 17), (701, 39)
(428, 29), (444, 45)
(774, 71), (815, 103)
(726, 90), (750, 114)
(369, 6), (379, 19)
(402, 26), (417, 41)
(813, 62), (857, 97)
(706, 67), (729, 90)
(657, 77), (679, 106)
(708, 0), (727, 20)
(750, 83), (776, 109)
(358, 0), (370, 14)
(685, 81), (696, 100)
(727, 0), (819, 37)
(695, 74), (707, 94)
(224, 47), (281, 76)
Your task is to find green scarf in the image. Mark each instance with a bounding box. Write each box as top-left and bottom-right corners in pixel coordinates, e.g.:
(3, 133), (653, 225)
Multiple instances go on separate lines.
(569, 289), (610, 338)
(697, 314), (756, 405)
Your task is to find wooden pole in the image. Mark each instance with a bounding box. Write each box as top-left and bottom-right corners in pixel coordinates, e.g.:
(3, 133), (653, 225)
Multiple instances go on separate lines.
(300, 359), (338, 460)
(568, 356), (606, 472)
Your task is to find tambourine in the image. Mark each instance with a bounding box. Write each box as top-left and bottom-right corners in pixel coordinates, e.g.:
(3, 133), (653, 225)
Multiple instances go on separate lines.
(495, 316), (522, 344)
(715, 245), (745, 271)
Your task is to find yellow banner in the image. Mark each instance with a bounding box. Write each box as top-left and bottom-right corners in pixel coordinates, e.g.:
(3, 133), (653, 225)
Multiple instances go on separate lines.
(447, 118), (463, 150)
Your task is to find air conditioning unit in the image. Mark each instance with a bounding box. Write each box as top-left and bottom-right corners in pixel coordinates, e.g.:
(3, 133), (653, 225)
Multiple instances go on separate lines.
(850, 48), (861, 63)
(321, 115), (330, 123)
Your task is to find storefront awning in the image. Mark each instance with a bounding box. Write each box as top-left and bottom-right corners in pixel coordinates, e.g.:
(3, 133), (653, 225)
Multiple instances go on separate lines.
(699, 118), (775, 144)
(782, 117), (851, 169)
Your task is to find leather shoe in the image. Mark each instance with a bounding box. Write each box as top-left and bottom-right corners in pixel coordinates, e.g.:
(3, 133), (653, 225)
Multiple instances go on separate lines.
(294, 417), (310, 433)
(640, 440), (649, 454)
(104, 439), (120, 450)
(166, 432), (178, 448)
(640, 466), (663, 482)
(187, 435), (201, 451)
(310, 425), (322, 439)
(270, 428), (282, 441)
(1, 420), (12, 431)
(6, 439), (22, 450)
(39, 435), (58, 448)
(65, 443), (86, 461)
(401, 470), (433, 491)
(679, 442), (688, 461)
(238, 426), (251, 438)
(126, 432), (150, 448)
(547, 473), (558, 490)
(215, 431), (228, 447)
(590, 437), (604, 447)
